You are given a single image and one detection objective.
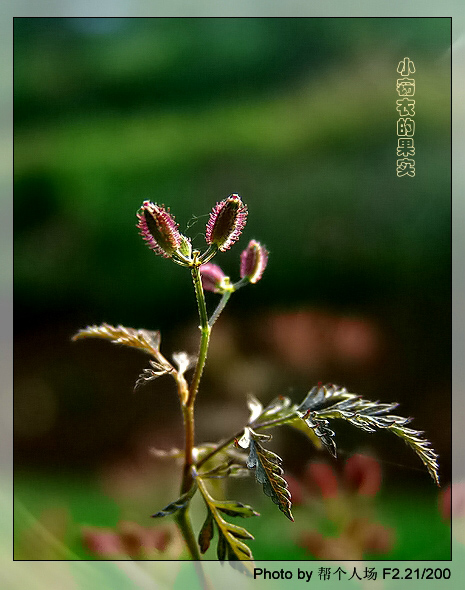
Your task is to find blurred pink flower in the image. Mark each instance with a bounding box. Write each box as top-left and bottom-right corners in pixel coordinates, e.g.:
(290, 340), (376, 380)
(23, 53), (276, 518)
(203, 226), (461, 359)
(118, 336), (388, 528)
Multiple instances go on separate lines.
(83, 529), (124, 556)
(343, 453), (381, 497)
(294, 454), (394, 559)
(266, 309), (380, 373)
(439, 482), (465, 523)
(300, 518), (394, 560)
(304, 461), (339, 499)
(83, 520), (174, 559)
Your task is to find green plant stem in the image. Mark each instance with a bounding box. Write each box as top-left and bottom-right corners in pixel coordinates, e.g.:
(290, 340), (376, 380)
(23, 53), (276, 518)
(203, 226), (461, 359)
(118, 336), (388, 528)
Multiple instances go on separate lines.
(175, 261), (213, 571)
(175, 507), (214, 590)
(175, 505), (202, 560)
(208, 290), (232, 327)
(180, 405), (195, 492)
(180, 263), (211, 490)
(187, 264), (211, 407)
(208, 277), (251, 327)
(175, 405), (199, 565)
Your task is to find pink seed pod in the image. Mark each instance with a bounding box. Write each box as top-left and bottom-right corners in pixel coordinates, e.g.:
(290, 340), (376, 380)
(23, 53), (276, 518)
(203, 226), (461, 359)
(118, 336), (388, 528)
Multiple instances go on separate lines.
(199, 263), (228, 293)
(240, 240), (269, 283)
(137, 201), (182, 258)
(206, 194), (248, 251)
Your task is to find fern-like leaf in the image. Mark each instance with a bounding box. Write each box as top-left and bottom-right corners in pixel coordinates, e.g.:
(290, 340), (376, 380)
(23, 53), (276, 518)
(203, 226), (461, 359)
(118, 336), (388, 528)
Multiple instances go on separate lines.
(296, 384), (440, 485)
(298, 413), (337, 457)
(214, 500), (260, 518)
(198, 509), (215, 554)
(73, 323), (177, 391)
(197, 478), (257, 575)
(134, 359), (174, 390)
(238, 427), (293, 521)
(73, 323), (163, 357)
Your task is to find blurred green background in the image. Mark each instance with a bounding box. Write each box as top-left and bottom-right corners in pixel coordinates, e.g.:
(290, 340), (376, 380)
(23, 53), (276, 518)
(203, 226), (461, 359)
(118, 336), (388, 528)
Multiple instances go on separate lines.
(14, 17), (451, 561)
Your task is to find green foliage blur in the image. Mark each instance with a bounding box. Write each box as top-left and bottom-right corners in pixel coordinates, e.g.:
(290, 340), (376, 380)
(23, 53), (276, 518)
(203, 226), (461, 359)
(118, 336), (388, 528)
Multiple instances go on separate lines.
(15, 18), (450, 321)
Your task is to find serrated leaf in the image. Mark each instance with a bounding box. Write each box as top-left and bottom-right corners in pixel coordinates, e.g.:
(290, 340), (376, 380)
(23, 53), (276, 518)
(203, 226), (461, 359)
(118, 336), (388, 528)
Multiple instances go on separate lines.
(217, 530), (227, 562)
(214, 501), (260, 518)
(315, 408), (439, 484)
(151, 482), (197, 518)
(296, 383), (440, 485)
(297, 383), (352, 413)
(73, 323), (177, 391)
(286, 416), (323, 449)
(246, 434), (294, 521)
(197, 478), (256, 575)
(134, 359), (174, 390)
(390, 424), (440, 486)
(73, 323), (163, 356)
(299, 412), (337, 457)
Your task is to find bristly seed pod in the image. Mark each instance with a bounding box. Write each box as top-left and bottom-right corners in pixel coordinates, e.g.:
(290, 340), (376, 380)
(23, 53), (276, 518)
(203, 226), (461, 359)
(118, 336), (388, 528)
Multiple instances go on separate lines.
(137, 201), (183, 258)
(206, 194), (248, 251)
(240, 240), (269, 284)
(199, 263), (230, 293)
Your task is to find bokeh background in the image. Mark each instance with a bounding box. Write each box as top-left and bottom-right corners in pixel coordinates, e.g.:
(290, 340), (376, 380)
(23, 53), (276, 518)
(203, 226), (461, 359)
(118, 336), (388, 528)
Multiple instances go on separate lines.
(14, 17), (451, 561)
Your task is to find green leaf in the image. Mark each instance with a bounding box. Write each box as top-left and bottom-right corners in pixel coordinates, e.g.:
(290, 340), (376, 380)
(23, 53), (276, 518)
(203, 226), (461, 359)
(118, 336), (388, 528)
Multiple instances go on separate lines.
(246, 431), (294, 521)
(197, 478), (256, 575)
(296, 383), (440, 485)
(217, 530), (227, 561)
(296, 412), (337, 457)
(151, 482), (198, 518)
(388, 425), (440, 486)
(198, 509), (214, 553)
(297, 383), (353, 413)
(214, 500), (260, 518)
(286, 416), (323, 448)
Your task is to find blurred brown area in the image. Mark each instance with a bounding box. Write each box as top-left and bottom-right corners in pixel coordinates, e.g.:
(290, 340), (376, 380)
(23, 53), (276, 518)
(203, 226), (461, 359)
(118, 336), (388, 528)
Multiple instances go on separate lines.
(14, 302), (451, 484)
